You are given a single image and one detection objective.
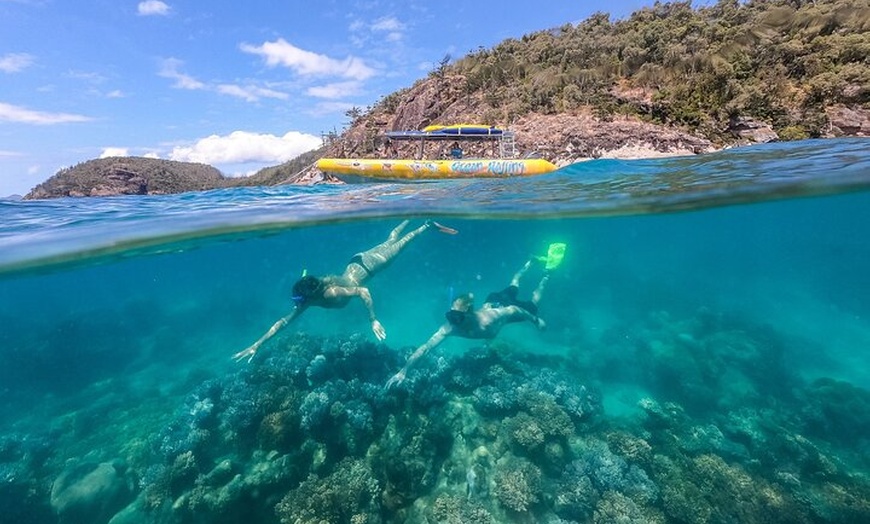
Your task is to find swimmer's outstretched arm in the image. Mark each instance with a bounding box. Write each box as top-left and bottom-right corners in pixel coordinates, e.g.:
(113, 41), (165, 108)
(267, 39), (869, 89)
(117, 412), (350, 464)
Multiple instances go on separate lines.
(385, 324), (451, 389)
(233, 307), (302, 363)
(327, 285), (386, 341)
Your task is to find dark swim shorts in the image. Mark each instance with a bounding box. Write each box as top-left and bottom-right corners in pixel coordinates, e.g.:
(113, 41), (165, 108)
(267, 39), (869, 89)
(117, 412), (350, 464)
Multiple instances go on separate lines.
(485, 285), (538, 315)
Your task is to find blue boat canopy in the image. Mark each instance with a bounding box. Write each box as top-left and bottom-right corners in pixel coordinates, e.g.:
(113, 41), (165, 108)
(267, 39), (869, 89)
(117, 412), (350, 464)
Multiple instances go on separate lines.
(385, 127), (511, 141)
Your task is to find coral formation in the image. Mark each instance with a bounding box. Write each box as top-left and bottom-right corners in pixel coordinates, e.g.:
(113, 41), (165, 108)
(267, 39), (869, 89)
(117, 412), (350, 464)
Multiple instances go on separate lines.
(4, 303), (870, 524)
(274, 458), (380, 524)
(493, 456), (542, 513)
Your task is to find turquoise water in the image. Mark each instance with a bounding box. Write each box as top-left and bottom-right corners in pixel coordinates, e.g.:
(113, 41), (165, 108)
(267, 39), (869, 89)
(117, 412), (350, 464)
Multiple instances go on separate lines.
(1, 138), (869, 523)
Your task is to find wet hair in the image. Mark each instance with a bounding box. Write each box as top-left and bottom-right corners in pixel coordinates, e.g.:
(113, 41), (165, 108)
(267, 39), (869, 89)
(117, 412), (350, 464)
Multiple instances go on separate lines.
(451, 293), (474, 312)
(291, 275), (323, 305)
(445, 293), (474, 325)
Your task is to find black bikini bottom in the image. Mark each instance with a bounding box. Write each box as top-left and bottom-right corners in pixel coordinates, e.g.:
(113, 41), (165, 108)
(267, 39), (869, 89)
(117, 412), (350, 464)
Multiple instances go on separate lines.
(349, 254), (373, 274)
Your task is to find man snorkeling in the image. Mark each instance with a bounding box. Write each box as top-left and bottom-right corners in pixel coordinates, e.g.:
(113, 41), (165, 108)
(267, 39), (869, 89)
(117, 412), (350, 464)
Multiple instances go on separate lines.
(385, 243), (565, 389)
(233, 219), (457, 363)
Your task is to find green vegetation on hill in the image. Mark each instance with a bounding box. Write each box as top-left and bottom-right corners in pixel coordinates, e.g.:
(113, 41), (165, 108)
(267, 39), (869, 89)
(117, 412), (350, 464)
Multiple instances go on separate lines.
(226, 147), (326, 187)
(444, 0), (868, 138)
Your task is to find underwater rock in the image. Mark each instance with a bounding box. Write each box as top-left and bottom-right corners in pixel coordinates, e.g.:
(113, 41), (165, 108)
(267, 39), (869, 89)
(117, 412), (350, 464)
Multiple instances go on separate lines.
(50, 461), (135, 524)
(800, 377), (870, 446)
(637, 397), (687, 430)
(681, 423), (749, 461)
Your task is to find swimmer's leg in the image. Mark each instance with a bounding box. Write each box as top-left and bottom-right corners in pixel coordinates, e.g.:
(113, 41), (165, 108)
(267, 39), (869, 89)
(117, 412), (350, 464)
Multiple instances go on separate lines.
(510, 260), (533, 287)
(357, 221), (430, 274)
(387, 220), (410, 242)
(531, 273), (549, 306)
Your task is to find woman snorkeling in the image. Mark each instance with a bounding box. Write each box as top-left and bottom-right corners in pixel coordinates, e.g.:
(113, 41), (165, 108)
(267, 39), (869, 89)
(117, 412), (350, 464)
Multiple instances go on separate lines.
(234, 219), (457, 363)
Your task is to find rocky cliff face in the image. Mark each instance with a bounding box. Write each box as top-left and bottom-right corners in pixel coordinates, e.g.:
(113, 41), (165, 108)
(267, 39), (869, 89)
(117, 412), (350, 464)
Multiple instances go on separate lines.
(312, 74), (717, 178)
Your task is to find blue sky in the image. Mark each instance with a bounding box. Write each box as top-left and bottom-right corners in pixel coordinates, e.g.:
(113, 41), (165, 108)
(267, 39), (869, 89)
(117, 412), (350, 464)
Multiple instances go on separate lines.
(1, 0), (662, 196)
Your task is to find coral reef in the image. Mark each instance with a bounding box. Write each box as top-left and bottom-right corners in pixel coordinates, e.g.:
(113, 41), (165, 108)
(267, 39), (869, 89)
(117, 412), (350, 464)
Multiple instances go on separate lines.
(4, 303), (870, 524)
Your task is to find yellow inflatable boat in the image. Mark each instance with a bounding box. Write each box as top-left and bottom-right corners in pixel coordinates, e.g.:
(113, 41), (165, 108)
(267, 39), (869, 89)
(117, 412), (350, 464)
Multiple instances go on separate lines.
(316, 125), (556, 181)
(316, 157), (557, 181)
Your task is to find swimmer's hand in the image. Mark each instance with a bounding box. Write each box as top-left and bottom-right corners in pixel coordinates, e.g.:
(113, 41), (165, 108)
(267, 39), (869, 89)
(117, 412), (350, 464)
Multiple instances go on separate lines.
(535, 317), (547, 330)
(385, 369), (406, 390)
(233, 345), (258, 363)
(372, 319), (386, 341)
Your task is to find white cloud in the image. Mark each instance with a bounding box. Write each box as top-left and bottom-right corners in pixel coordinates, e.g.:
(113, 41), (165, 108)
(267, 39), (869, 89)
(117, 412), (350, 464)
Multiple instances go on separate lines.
(100, 147), (129, 158)
(169, 130), (321, 165)
(0, 53), (34, 73)
(371, 17), (404, 32)
(158, 58), (289, 103)
(143, 152), (160, 159)
(158, 58), (205, 90)
(371, 16), (406, 41)
(106, 89), (125, 98)
(0, 150), (23, 158)
(27, 165), (40, 175)
(240, 38), (375, 80)
(349, 16), (406, 45)
(0, 102), (92, 125)
(137, 1), (170, 16)
(306, 81), (362, 99)
(216, 83), (288, 102)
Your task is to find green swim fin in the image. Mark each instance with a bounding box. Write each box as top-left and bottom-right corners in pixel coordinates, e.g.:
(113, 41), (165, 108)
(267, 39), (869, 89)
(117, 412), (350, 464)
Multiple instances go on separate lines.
(538, 242), (566, 271)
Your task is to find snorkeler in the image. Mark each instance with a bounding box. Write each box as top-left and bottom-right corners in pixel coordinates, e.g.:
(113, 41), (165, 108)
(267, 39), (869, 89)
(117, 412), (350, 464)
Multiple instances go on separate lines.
(385, 247), (563, 389)
(233, 220), (457, 363)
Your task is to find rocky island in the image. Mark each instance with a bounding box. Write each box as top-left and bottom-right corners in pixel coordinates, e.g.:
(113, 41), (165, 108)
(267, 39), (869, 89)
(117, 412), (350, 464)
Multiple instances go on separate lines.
(25, 0), (869, 199)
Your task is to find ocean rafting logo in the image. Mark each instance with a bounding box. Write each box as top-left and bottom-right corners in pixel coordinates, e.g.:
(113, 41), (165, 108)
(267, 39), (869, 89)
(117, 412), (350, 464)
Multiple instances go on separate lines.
(450, 160), (526, 176)
(486, 160), (526, 176)
(410, 161), (439, 174)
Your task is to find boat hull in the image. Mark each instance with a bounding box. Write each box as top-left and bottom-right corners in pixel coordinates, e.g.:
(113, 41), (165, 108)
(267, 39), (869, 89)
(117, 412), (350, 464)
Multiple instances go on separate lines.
(316, 158), (557, 181)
